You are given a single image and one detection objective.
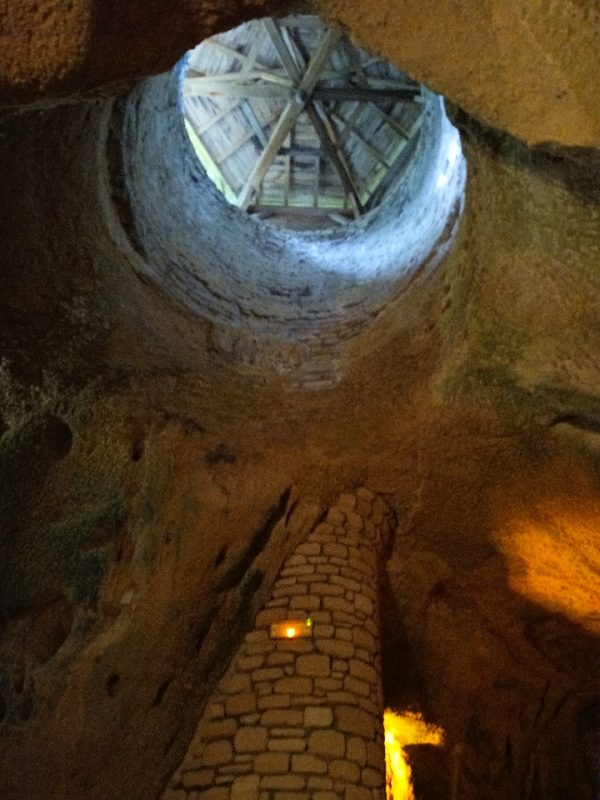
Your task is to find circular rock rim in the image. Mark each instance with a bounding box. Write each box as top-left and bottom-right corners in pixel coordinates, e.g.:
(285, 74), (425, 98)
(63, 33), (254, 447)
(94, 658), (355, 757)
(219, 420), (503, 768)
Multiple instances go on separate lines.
(111, 33), (466, 356)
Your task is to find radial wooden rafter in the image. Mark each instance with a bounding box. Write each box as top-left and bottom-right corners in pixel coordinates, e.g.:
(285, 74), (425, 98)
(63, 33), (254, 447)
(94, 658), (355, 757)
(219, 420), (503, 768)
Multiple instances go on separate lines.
(182, 15), (425, 229)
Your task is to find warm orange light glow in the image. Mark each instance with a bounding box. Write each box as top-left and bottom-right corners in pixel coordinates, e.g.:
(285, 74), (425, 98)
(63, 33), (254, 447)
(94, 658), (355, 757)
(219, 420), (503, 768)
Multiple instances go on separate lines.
(270, 618), (313, 639)
(492, 478), (600, 634)
(384, 709), (444, 800)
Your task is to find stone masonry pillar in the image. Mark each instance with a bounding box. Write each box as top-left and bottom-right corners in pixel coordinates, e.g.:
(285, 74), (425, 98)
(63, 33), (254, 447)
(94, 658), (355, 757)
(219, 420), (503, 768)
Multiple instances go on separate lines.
(163, 488), (395, 800)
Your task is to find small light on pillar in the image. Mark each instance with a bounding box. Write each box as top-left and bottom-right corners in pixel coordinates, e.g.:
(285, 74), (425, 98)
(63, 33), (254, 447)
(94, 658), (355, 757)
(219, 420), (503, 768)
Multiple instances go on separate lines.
(270, 618), (313, 639)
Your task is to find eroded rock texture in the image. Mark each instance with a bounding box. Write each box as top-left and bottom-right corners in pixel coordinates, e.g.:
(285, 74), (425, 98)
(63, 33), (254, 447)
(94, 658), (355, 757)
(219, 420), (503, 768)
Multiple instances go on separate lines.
(0, 2), (598, 800)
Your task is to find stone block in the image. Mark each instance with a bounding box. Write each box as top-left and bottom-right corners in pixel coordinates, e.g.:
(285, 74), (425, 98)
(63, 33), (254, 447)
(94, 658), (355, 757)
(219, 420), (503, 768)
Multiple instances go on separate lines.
(272, 727), (305, 737)
(344, 787), (372, 800)
(231, 774), (260, 800)
(354, 593), (374, 616)
(274, 676), (313, 695)
(307, 730), (345, 758)
(304, 706), (333, 727)
(323, 542), (348, 559)
(296, 653), (330, 677)
(295, 542), (322, 556)
(240, 713), (260, 725)
(310, 610), (332, 623)
(314, 677), (343, 691)
(197, 718), (237, 741)
(238, 655), (264, 671)
(258, 693), (290, 710)
(309, 581), (345, 597)
(352, 627), (376, 650)
(313, 624), (335, 638)
(254, 752), (290, 773)
(245, 630), (269, 644)
(261, 708), (303, 727)
(344, 675), (371, 697)
(332, 659), (350, 673)
(292, 753), (328, 773)
(267, 651), (295, 666)
(225, 692), (257, 716)
(316, 638), (355, 659)
(362, 766), (384, 787)
(220, 762), (253, 775)
(280, 565), (316, 579)
(336, 706), (376, 738)
(286, 554), (309, 566)
(322, 597), (356, 615)
(346, 736), (367, 766)
(256, 608), (288, 627)
(234, 726), (268, 753)
(290, 594), (321, 611)
(253, 667), (284, 682)
(366, 740), (385, 768)
(272, 794), (309, 800)
(206, 702), (225, 720)
(331, 575), (362, 592)
(181, 768), (215, 789)
(197, 789), (229, 800)
(260, 774), (306, 790)
(267, 737), (306, 752)
(221, 673), (251, 695)
(328, 759), (361, 782)
(307, 776), (334, 789)
(349, 659), (378, 685)
(202, 739), (233, 767)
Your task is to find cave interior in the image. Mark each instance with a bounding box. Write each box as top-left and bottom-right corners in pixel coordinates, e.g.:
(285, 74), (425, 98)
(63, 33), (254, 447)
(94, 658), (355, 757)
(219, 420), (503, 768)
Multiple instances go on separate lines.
(0, 2), (599, 800)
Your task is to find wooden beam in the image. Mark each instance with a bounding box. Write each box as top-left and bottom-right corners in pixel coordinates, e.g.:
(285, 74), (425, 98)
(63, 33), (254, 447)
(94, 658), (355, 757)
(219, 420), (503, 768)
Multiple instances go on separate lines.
(330, 111), (391, 167)
(241, 100), (269, 147)
(205, 37), (274, 73)
(237, 98), (303, 208)
(364, 131), (421, 211)
(306, 101), (363, 217)
(214, 105), (283, 164)
(237, 26), (343, 210)
(262, 18), (302, 82)
(341, 34), (414, 139)
(184, 76), (291, 99)
(186, 97), (238, 134)
(312, 86), (419, 103)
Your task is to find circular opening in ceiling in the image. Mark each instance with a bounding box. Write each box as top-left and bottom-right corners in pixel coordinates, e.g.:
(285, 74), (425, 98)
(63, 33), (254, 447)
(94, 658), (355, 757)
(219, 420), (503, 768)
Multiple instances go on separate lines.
(111, 14), (465, 381)
(181, 15), (427, 233)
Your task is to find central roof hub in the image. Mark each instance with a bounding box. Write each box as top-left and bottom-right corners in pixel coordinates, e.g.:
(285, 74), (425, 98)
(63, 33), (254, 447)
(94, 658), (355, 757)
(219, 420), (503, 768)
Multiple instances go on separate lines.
(181, 15), (426, 231)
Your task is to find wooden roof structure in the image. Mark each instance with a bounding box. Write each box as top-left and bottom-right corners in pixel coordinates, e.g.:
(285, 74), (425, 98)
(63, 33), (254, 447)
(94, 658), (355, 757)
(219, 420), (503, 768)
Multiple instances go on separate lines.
(182, 15), (424, 230)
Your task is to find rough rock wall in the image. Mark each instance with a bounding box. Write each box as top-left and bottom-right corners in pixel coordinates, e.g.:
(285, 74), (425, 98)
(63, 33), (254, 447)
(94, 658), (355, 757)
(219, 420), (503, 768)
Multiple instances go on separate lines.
(2, 1), (599, 148)
(0, 2), (599, 800)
